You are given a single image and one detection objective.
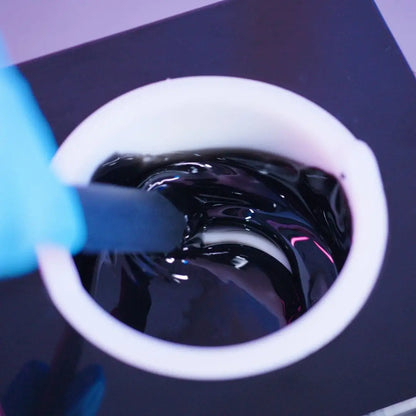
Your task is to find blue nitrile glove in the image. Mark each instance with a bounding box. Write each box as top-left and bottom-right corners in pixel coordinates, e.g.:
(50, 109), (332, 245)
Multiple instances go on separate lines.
(1, 361), (105, 416)
(0, 37), (86, 278)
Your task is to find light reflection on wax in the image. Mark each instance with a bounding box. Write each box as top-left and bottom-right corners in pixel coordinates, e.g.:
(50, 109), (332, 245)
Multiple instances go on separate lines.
(291, 236), (334, 264)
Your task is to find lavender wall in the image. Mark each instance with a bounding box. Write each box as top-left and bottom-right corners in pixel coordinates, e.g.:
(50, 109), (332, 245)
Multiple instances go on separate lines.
(376, 0), (416, 75)
(0, 0), (221, 64)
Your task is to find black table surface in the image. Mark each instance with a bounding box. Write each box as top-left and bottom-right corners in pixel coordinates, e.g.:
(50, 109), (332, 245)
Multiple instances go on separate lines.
(1, 0), (416, 415)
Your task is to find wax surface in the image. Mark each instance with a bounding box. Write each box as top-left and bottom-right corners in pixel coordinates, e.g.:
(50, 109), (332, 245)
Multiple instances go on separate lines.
(76, 150), (352, 346)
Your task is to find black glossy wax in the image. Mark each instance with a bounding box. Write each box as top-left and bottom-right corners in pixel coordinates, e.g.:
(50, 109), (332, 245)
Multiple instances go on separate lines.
(75, 150), (352, 346)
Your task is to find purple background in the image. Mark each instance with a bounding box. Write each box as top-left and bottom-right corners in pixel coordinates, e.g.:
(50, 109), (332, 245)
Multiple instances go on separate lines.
(0, 0), (415, 75)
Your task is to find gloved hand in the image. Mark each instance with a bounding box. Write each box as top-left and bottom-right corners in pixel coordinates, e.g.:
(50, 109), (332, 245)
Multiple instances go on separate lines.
(1, 361), (105, 416)
(0, 37), (86, 278)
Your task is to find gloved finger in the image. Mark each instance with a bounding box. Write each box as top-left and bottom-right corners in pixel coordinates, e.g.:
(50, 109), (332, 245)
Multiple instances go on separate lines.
(0, 38), (57, 161)
(63, 365), (105, 416)
(0, 35), (86, 278)
(1, 360), (49, 416)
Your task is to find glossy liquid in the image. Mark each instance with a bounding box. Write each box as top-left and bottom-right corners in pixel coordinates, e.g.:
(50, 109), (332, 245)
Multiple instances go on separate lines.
(75, 150), (352, 346)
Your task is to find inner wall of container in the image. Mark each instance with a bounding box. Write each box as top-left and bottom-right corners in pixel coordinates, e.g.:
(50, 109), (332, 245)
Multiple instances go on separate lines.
(53, 78), (355, 185)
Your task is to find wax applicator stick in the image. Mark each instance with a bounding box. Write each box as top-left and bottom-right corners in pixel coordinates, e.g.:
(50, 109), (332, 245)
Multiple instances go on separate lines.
(75, 183), (185, 253)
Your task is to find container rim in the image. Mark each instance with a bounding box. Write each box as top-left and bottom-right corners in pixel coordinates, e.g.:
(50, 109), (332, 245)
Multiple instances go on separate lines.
(37, 76), (388, 380)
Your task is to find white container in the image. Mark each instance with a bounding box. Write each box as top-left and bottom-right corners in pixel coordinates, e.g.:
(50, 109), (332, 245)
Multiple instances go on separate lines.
(37, 76), (388, 380)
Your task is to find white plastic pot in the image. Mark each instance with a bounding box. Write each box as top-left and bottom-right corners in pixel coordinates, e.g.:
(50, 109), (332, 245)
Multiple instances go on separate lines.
(37, 76), (388, 380)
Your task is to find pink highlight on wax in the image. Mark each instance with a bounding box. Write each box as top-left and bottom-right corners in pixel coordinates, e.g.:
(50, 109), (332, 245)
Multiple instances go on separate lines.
(290, 236), (309, 246)
(290, 235), (335, 264)
(313, 241), (334, 264)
